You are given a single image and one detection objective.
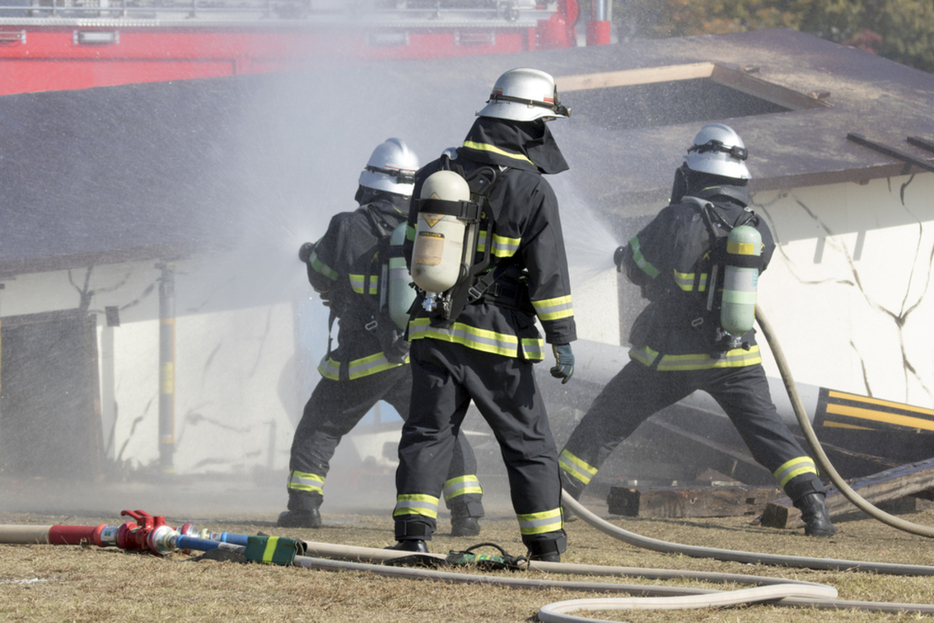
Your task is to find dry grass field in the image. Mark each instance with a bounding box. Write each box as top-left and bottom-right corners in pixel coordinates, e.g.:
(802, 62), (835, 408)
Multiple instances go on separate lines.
(3, 484), (934, 623)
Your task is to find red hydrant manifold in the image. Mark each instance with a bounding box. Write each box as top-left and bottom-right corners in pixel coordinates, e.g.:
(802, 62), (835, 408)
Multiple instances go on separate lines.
(2, 509), (196, 556)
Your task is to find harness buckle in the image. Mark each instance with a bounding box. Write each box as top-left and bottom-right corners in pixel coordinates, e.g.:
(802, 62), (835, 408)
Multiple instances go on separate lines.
(365, 320), (378, 332)
(691, 317), (704, 328)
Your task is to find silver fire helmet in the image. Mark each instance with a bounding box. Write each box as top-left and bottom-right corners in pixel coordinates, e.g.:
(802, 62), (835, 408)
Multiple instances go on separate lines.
(358, 138), (420, 196)
(476, 68), (570, 122)
(684, 123), (751, 180)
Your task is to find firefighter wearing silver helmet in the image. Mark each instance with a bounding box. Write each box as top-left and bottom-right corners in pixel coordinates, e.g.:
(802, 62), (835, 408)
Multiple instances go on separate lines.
(389, 68), (576, 562)
(279, 138), (486, 534)
(559, 124), (838, 538)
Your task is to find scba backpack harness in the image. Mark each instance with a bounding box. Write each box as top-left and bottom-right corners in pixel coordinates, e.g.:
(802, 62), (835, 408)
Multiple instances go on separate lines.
(681, 196), (764, 352)
(410, 152), (531, 327)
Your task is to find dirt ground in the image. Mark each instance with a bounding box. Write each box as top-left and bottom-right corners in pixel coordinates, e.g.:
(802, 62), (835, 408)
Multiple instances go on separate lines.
(2, 474), (934, 622)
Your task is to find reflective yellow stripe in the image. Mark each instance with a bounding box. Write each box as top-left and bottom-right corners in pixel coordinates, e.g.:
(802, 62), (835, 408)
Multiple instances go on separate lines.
(773, 456), (819, 488)
(443, 475), (483, 501)
(286, 470), (324, 494)
(317, 352), (406, 381)
(656, 345), (761, 371)
(629, 235), (659, 279)
(517, 508), (563, 535)
(462, 140), (534, 165)
(262, 536), (280, 563)
(559, 449), (597, 485)
(533, 295), (573, 321)
(393, 494), (439, 518)
(673, 270), (708, 292)
(629, 345), (660, 367)
(476, 231), (520, 257)
(409, 318), (520, 357)
(349, 273), (379, 295)
(521, 338), (545, 361)
(310, 244), (338, 281)
(491, 233), (520, 257)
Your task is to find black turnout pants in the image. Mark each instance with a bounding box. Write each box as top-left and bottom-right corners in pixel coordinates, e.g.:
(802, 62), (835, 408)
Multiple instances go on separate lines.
(562, 360), (825, 502)
(395, 339), (566, 552)
(288, 364), (482, 515)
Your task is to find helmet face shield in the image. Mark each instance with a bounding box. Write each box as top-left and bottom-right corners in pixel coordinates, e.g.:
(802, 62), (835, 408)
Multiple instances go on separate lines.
(358, 138), (420, 196)
(477, 68), (570, 122)
(683, 123), (751, 180)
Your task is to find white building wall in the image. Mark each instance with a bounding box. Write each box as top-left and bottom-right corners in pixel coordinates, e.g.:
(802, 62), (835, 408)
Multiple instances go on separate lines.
(2, 257), (306, 476)
(752, 173), (934, 408)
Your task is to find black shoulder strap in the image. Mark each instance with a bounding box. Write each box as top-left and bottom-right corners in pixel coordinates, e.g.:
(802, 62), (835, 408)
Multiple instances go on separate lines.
(437, 162), (510, 323)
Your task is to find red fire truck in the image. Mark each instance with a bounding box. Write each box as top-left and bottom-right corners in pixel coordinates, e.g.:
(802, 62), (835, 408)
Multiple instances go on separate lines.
(0, 0), (610, 97)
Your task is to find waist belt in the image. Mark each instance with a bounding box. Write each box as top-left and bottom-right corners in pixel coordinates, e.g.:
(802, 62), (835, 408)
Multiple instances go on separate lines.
(472, 281), (534, 315)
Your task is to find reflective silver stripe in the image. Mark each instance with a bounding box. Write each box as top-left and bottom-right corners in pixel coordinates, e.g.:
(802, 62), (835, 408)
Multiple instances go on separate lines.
(318, 353), (405, 381)
(629, 345), (659, 367)
(559, 449), (597, 485)
(477, 230), (488, 253)
(346, 353), (403, 380)
(656, 346), (761, 371)
(393, 494), (439, 518)
(317, 356), (341, 380)
(349, 274), (378, 295)
(516, 509), (563, 535)
(443, 475), (483, 501)
(408, 319), (519, 357)
(490, 233), (520, 257)
(521, 338), (545, 361)
(533, 295), (573, 321)
(773, 456), (819, 488)
(287, 471), (324, 494)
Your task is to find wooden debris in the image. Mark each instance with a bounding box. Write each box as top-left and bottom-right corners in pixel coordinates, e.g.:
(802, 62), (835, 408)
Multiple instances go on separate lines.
(761, 458), (934, 529)
(607, 485), (781, 518)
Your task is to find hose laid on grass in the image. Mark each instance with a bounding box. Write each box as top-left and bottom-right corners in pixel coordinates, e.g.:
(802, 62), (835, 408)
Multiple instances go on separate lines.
(298, 539), (829, 589)
(293, 539), (934, 617)
(754, 306), (934, 539)
(538, 584), (837, 623)
(560, 494), (934, 575)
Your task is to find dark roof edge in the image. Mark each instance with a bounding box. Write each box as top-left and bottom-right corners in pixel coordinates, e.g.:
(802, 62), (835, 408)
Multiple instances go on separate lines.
(0, 242), (206, 280)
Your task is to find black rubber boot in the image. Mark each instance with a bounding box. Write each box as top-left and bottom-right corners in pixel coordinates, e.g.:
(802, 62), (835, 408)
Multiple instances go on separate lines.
(451, 516), (481, 537)
(526, 540), (561, 563)
(276, 508), (322, 529)
(386, 539), (429, 553)
(795, 492), (837, 537)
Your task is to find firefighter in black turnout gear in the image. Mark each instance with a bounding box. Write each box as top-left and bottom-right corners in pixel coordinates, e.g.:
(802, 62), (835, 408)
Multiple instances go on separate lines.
(388, 68), (577, 562)
(278, 139), (485, 534)
(559, 124), (837, 538)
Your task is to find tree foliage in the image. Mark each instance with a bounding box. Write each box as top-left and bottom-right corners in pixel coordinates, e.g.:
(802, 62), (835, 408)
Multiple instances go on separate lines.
(611, 0), (934, 73)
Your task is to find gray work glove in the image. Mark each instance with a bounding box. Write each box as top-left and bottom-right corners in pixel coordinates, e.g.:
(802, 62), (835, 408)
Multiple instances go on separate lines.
(550, 343), (574, 384)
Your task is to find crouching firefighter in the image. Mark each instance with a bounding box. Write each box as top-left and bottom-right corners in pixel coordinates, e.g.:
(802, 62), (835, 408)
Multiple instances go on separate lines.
(388, 68), (578, 562)
(279, 138), (485, 535)
(558, 124), (837, 538)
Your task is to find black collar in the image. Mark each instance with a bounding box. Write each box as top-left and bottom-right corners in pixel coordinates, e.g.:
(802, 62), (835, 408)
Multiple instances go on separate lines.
(458, 117), (569, 175)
